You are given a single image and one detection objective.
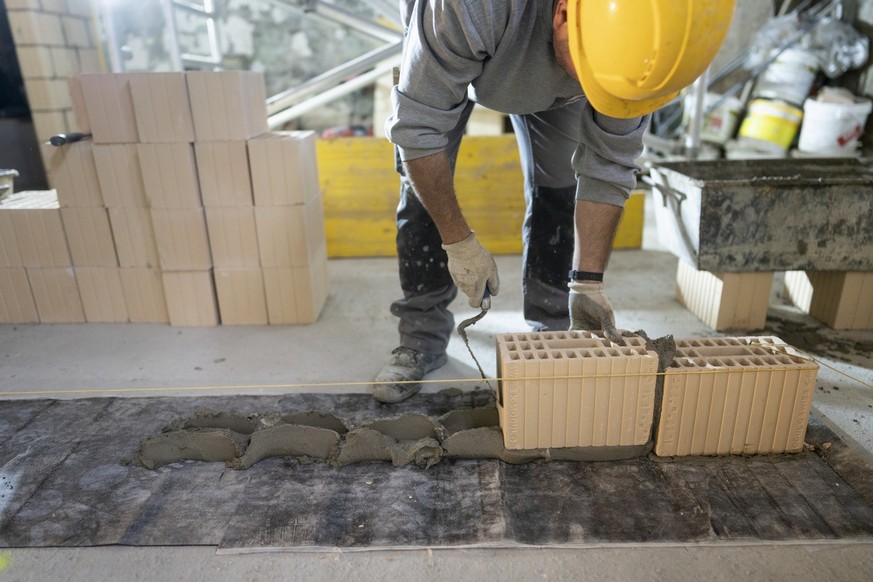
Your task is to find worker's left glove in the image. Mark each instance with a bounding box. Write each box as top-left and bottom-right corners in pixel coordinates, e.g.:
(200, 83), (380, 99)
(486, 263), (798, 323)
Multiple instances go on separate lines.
(568, 281), (622, 344)
(442, 231), (500, 308)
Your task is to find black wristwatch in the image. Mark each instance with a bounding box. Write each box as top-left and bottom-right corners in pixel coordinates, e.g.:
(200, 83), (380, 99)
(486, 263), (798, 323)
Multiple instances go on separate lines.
(569, 270), (604, 282)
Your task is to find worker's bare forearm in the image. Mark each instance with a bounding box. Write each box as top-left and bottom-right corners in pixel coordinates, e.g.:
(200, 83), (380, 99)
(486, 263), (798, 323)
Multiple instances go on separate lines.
(573, 200), (623, 275)
(403, 152), (470, 245)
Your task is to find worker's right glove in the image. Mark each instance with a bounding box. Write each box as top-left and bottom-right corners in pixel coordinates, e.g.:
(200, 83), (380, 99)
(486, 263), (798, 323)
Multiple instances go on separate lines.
(569, 281), (622, 344)
(442, 231), (500, 308)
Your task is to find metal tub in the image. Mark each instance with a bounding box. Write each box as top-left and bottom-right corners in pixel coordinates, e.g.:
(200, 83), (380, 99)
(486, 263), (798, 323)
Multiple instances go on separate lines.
(649, 158), (873, 272)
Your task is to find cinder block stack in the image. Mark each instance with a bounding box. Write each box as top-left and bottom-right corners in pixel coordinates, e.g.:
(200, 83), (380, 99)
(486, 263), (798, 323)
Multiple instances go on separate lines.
(126, 72), (218, 326)
(0, 71), (330, 327)
(0, 189), (81, 322)
(249, 132), (329, 324)
(191, 71), (269, 325)
(46, 134), (126, 323)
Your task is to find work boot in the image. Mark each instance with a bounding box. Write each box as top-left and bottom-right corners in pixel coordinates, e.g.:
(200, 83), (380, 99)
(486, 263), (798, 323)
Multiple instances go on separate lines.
(372, 347), (448, 403)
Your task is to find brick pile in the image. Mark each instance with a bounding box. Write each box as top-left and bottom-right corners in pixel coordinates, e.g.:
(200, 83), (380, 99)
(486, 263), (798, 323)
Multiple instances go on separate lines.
(0, 72), (328, 326)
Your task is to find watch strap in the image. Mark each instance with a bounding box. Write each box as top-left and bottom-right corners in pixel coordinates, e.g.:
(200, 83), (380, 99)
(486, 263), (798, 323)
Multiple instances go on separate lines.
(569, 269), (604, 282)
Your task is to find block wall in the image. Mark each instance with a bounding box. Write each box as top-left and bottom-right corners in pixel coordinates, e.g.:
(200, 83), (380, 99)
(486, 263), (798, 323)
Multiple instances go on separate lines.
(5, 0), (102, 175)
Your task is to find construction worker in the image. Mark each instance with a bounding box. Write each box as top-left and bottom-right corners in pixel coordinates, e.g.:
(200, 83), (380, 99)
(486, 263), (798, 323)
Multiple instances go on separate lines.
(373, 0), (735, 403)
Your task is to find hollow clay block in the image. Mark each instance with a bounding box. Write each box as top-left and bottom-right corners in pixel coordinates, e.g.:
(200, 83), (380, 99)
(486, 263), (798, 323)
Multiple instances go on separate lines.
(135, 428), (250, 469)
(230, 423), (341, 470)
(282, 411), (349, 434)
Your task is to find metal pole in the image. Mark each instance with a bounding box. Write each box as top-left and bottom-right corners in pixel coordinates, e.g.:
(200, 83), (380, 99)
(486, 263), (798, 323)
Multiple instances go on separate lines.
(267, 41), (402, 114)
(685, 66), (710, 159)
(301, 0), (402, 43)
(268, 58), (398, 127)
(98, 1), (126, 72)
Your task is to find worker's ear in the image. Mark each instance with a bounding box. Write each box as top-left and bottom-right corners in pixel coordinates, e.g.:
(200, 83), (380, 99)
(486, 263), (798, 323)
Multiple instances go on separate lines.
(553, 0), (569, 31)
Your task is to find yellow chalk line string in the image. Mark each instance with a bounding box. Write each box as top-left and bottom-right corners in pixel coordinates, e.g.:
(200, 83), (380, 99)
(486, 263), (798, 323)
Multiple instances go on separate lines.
(0, 360), (868, 397)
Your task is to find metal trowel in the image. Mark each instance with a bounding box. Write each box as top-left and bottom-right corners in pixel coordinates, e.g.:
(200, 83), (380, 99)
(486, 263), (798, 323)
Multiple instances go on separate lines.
(457, 290), (493, 390)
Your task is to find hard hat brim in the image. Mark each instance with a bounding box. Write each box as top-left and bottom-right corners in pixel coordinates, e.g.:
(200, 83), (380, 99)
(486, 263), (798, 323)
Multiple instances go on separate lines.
(575, 57), (679, 119)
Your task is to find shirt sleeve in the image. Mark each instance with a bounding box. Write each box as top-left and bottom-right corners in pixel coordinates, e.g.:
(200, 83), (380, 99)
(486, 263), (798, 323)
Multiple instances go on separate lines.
(572, 104), (651, 207)
(386, 0), (501, 161)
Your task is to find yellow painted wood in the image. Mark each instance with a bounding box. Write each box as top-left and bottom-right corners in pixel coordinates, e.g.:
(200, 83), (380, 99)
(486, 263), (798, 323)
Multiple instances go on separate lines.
(316, 137), (397, 257)
(614, 191), (645, 250)
(317, 136), (644, 257)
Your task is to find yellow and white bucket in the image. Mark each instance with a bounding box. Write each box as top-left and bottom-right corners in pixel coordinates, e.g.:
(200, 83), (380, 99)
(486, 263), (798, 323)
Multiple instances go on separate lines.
(738, 99), (803, 151)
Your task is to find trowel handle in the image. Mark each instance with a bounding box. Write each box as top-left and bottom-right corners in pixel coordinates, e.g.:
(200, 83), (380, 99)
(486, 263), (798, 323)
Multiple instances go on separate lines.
(480, 289), (491, 311)
(48, 132), (92, 147)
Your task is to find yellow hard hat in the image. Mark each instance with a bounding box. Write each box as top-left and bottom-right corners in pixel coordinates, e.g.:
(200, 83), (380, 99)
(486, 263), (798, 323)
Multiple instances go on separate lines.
(568, 0), (736, 118)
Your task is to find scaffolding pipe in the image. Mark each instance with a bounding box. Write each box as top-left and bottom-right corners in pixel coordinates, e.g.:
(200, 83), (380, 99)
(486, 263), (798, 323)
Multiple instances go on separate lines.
(684, 67), (710, 159)
(301, 0), (402, 43)
(268, 58), (398, 127)
(267, 41), (401, 114)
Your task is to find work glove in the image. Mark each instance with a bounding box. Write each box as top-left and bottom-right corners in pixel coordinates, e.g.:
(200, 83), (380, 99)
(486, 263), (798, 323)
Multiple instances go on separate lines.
(568, 281), (622, 344)
(442, 231), (499, 308)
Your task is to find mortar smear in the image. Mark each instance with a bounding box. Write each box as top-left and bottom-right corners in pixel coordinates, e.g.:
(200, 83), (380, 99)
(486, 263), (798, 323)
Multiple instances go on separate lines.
(361, 413), (440, 441)
(136, 428), (250, 470)
(231, 423), (341, 470)
(135, 402), (659, 471)
(282, 411), (349, 434)
(170, 411), (258, 435)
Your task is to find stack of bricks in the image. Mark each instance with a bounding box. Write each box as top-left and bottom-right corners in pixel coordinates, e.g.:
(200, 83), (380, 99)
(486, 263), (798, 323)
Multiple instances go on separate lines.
(248, 132), (329, 325)
(0, 71), (329, 326)
(52, 136), (122, 323)
(496, 332), (818, 457)
(6, 0), (99, 149)
(0, 189), (81, 323)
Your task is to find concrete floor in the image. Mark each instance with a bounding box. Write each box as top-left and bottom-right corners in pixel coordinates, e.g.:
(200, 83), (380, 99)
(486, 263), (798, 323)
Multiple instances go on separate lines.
(0, 193), (871, 580)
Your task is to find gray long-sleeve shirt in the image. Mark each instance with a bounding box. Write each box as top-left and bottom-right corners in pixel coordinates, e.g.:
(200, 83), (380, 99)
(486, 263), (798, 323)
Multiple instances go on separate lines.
(385, 0), (649, 207)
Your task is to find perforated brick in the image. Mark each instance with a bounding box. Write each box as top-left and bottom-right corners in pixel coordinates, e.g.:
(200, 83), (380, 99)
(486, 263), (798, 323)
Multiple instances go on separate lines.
(655, 337), (817, 457)
(785, 270), (873, 330)
(676, 260), (773, 330)
(496, 331), (658, 450)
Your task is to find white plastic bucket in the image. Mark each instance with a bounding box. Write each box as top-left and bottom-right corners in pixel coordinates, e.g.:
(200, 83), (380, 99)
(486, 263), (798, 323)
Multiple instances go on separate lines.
(738, 99), (804, 151)
(684, 92), (743, 144)
(798, 97), (873, 155)
(753, 48), (820, 107)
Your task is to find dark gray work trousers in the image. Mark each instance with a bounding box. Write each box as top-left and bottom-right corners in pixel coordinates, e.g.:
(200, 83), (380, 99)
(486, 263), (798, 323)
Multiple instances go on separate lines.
(392, 100), (582, 356)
